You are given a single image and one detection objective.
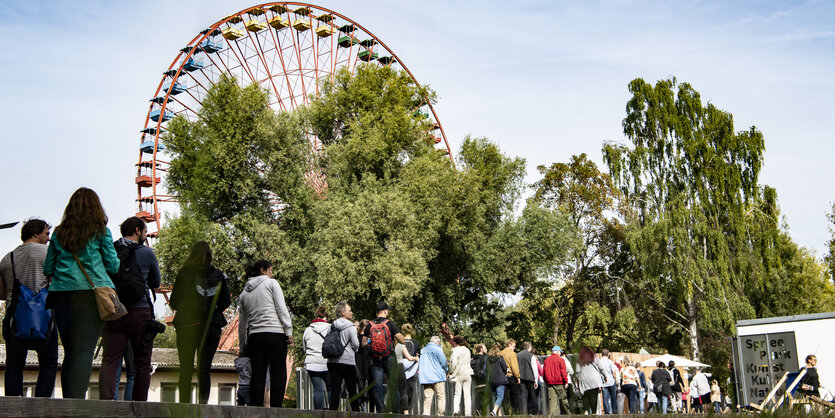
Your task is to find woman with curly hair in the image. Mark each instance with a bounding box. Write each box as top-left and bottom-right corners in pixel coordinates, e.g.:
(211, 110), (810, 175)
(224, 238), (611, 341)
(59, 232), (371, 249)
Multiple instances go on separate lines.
(44, 188), (120, 398)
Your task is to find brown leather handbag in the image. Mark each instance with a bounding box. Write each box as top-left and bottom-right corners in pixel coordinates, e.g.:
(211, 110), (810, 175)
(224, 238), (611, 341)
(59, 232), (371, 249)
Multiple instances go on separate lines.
(73, 254), (127, 321)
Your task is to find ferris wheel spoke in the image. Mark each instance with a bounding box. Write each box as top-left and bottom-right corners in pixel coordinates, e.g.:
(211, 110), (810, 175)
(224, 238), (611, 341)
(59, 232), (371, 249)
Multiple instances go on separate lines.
(267, 27), (297, 111)
(288, 23), (310, 107)
(267, 11), (299, 110)
(201, 47), (236, 83)
(308, 16), (321, 98)
(244, 28), (283, 109)
(221, 27), (256, 83)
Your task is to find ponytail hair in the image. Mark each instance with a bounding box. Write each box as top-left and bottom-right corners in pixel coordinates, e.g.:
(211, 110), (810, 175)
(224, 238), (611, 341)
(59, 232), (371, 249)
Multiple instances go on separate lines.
(245, 260), (272, 278)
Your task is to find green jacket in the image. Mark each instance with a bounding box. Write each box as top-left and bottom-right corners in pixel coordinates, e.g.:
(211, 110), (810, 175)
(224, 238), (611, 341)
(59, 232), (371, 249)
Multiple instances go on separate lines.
(43, 229), (119, 291)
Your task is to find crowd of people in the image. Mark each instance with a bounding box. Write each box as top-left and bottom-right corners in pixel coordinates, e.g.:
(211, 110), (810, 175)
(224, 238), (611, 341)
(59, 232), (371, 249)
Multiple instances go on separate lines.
(0, 186), (826, 417)
(299, 321), (736, 416)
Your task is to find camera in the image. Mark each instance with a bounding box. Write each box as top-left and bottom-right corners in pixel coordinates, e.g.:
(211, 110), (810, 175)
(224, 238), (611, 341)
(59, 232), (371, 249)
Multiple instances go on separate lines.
(141, 319), (167, 347)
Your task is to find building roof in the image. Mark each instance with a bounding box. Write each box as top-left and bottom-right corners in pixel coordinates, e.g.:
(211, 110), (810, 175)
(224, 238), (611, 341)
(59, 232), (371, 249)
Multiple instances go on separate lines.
(0, 344), (238, 371)
(736, 311), (835, 327)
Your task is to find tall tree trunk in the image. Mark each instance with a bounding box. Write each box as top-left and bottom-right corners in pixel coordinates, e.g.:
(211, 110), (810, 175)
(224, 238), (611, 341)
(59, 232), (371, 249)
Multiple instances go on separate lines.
(688, 294), (700, 361)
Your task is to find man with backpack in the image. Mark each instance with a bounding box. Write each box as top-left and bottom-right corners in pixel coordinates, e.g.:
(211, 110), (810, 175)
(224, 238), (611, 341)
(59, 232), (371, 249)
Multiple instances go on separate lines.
(0, 219), (58, 397)
(362, 301), (406, 413)
(98, 216), (160, 401)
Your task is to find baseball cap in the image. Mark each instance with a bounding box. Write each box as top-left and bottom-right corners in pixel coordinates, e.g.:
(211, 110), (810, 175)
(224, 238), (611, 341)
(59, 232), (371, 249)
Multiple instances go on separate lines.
(552, 346), (562, 353)
(376, 301), (389, 312)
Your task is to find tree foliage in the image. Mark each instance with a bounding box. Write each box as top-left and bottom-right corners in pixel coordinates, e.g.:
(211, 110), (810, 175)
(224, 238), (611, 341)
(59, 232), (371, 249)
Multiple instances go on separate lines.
(158, 65), (578, 344)
(509, 153), (637, 352)
(599, 77), (835, 360)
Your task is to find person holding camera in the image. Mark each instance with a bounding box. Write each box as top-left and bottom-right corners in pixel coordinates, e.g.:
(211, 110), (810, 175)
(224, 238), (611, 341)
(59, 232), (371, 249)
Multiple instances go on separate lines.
(97, 216), (161, 401)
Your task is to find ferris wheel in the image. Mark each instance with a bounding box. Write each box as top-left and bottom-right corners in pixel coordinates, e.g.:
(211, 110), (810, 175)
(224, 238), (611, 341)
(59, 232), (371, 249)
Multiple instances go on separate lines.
(135, 2), (452, 239)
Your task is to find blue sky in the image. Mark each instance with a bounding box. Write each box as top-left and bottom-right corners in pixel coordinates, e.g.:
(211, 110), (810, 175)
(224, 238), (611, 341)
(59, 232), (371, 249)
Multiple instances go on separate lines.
(1, 0), (834, 258)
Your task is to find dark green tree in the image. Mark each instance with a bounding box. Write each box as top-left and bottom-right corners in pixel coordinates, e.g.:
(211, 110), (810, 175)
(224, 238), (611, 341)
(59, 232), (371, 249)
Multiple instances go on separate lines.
(158, 65), (579, 344)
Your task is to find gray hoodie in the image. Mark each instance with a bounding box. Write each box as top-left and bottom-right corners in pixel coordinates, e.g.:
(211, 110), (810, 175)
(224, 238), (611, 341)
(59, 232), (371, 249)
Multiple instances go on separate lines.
(303, 320), (331, 372)
(327, 317), (359, 366)
(238, 275), (293, 352)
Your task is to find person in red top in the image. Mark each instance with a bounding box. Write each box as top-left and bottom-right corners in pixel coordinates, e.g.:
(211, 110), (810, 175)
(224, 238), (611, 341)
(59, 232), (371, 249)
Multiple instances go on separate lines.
(544, 346), (569, 414)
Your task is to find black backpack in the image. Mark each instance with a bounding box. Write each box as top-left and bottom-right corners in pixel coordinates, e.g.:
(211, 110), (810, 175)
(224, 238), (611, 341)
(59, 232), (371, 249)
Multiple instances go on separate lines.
(322, 323), (350, 358)
(110, 241), (146, 305)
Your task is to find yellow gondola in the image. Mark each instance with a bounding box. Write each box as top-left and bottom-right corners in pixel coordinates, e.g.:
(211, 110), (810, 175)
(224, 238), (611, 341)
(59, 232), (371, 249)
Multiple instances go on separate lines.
(222, 27), (244, 40)
(246, 19), (267, 32)
(293, 18), (311, 31)
(269, 16), (289, 29)
(315, 26), (335, 37)
(293, 6), (311, 15)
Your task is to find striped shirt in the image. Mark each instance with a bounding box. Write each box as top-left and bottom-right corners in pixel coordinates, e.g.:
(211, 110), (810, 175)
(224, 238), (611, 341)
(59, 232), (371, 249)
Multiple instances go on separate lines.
(0, 243), (49, 300)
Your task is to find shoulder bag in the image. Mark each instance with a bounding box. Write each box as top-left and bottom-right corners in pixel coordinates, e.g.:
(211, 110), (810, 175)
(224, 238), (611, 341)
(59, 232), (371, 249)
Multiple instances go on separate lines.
(73, 253), (127, 321)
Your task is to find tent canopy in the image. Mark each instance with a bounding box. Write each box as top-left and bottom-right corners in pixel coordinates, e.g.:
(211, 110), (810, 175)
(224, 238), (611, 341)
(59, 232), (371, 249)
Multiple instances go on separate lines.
(639, 353), (710, 368)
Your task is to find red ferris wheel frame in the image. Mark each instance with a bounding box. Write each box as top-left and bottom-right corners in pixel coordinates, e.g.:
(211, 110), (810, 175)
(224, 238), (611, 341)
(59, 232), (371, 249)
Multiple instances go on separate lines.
(136, 2), (453, 237)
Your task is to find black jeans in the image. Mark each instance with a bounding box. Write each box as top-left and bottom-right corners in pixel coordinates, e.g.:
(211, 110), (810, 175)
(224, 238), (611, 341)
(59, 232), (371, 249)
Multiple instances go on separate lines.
(3, 330), (58, 396)
(249, 332), (288, 408)
(328, 362), (361, 411)
(583, 388), (599, 414)
(505, 380), (524, 414)
(176, 323), (221, 403)
(52, 290), (103, 399)
(521, 379), (538, 414)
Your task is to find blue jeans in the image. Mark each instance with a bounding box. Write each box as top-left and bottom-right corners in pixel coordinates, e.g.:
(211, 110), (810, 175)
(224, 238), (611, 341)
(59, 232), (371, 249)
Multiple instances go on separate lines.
(308, 370), (329, 410)
(114, 344), (135, 401)
(369, 356), (392, 412)
(601, 384), (618, 414)
(638, 388), (646, 413)
(491, 384), (506, 408)
(659, 394), (668, 414)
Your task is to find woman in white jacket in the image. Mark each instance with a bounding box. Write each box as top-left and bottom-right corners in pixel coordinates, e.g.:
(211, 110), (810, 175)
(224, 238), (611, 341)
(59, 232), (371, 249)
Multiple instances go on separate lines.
(449, 336), (474, 416)
(238, 260), (293, 408)
(303, 305), (331, 410)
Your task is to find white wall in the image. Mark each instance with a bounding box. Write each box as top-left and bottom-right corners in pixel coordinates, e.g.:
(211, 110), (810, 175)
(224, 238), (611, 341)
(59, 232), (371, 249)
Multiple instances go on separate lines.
(737, 316), (835, 400)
